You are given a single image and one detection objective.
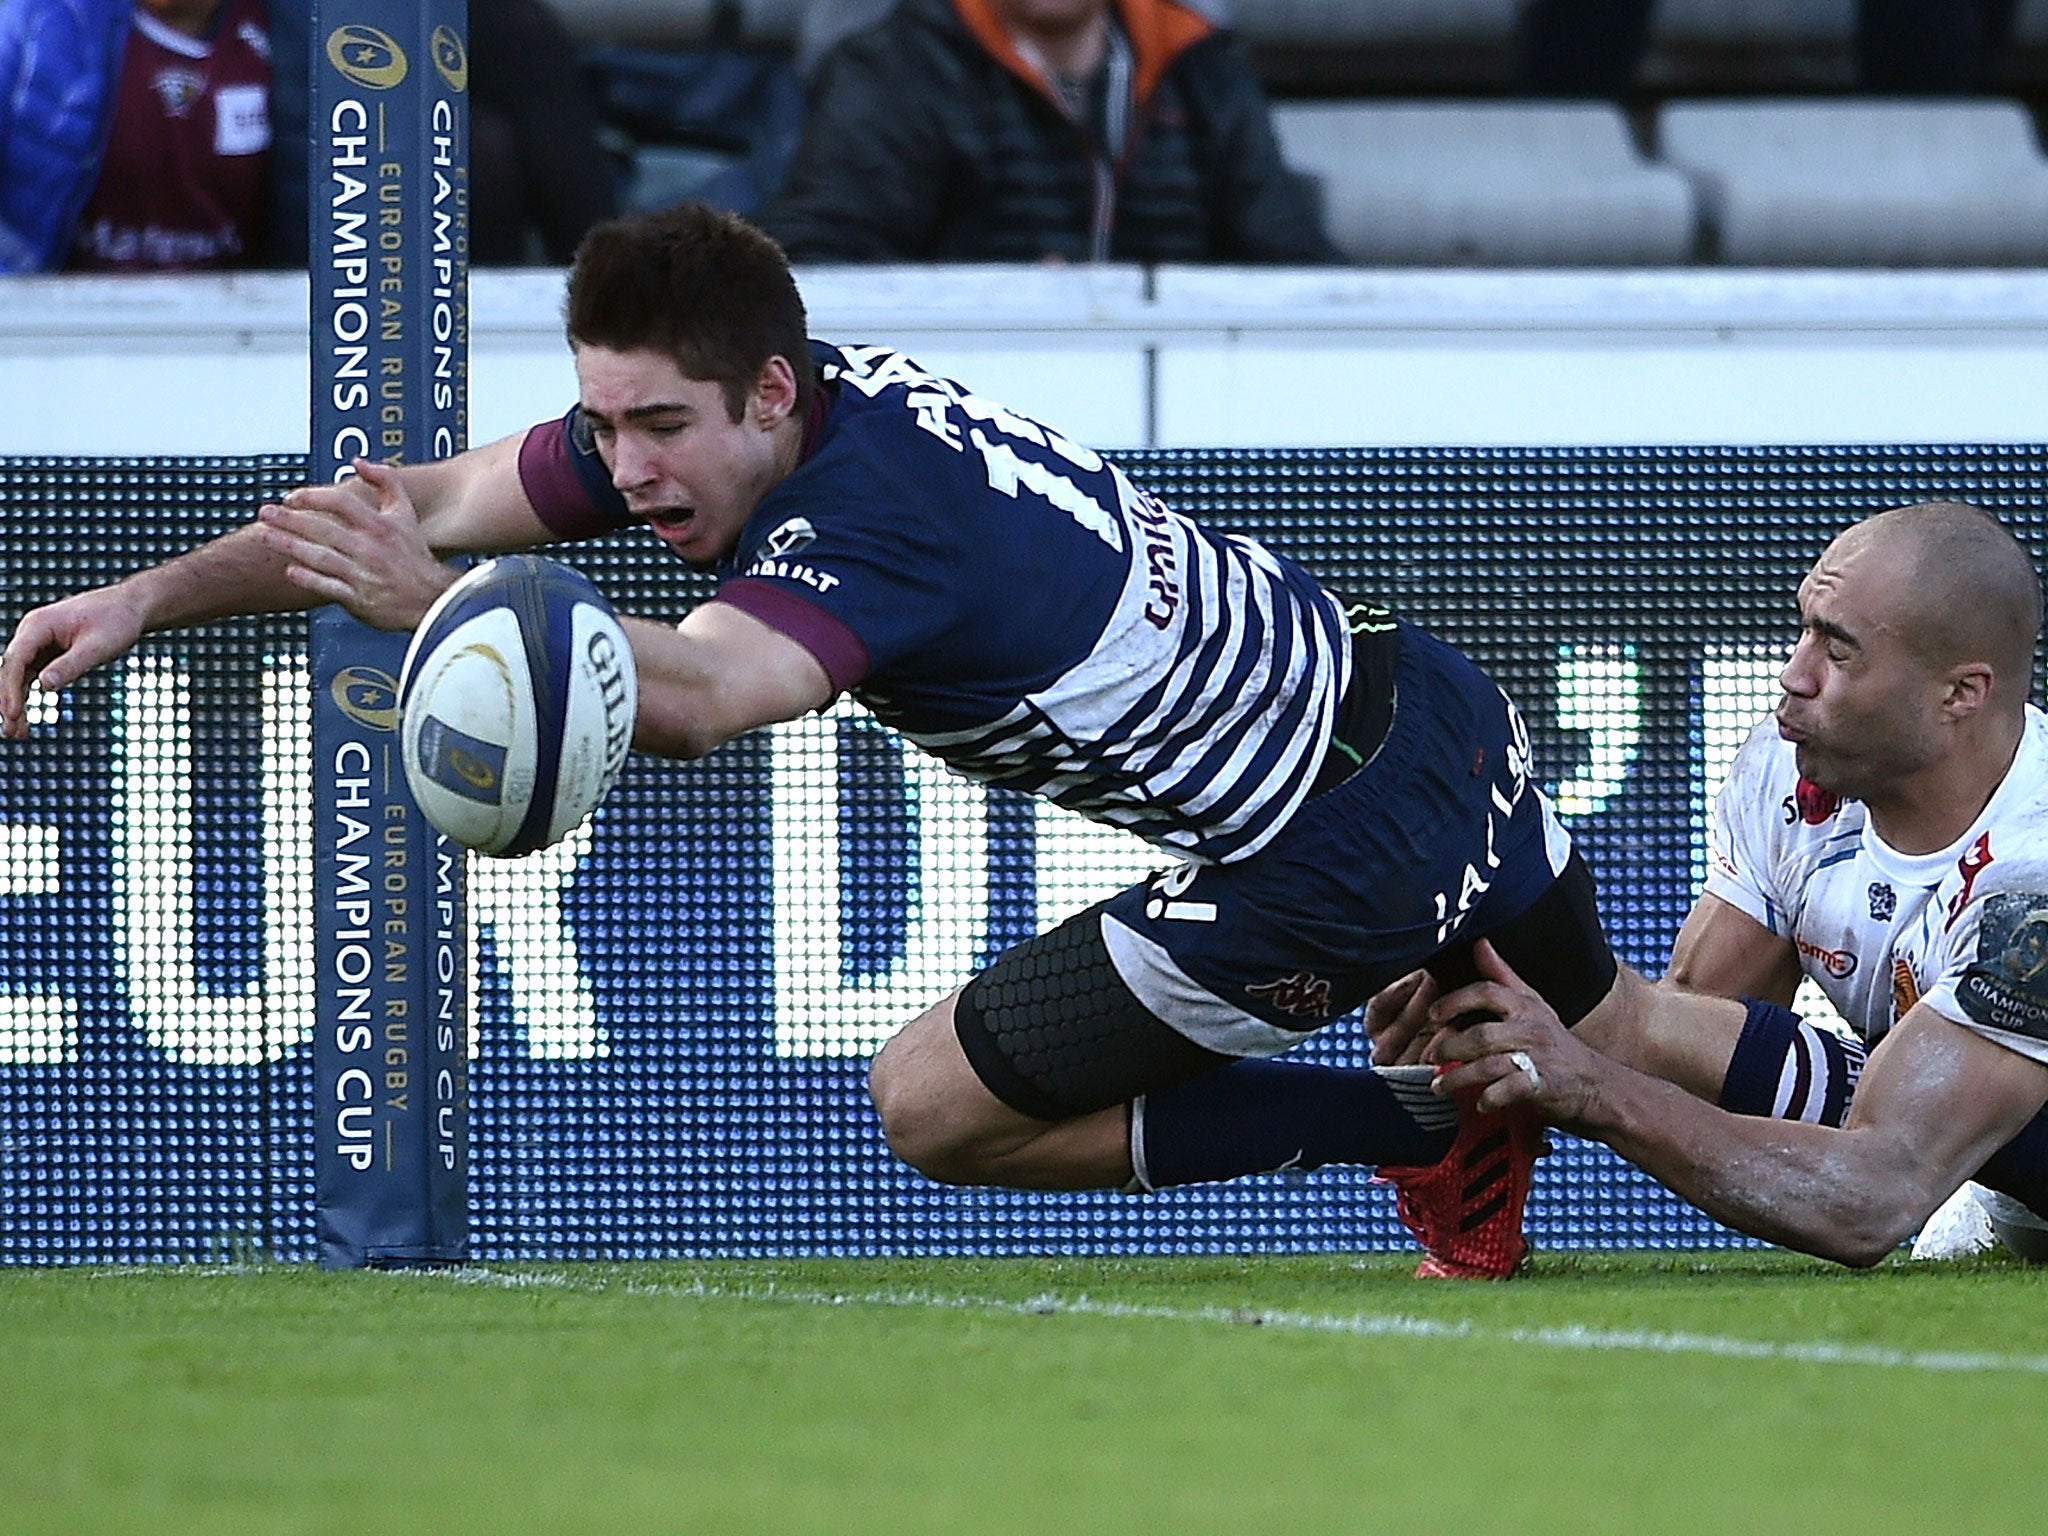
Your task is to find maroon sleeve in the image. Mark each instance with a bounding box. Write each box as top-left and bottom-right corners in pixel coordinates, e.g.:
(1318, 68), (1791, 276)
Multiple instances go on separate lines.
(516, 412), (637, 539)
(715, 578), (871, 695)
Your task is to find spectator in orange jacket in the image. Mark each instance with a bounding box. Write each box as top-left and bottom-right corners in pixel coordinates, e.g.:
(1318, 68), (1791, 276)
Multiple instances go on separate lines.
(761, 0), (1339, 265)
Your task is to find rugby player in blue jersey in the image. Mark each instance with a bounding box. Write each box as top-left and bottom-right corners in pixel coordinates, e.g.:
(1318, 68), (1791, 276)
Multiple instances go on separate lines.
(0, 203), (1617, 1277)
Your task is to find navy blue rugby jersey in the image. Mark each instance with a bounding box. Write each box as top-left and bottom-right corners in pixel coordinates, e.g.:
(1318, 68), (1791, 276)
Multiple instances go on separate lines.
(517, 341), (1352, 863)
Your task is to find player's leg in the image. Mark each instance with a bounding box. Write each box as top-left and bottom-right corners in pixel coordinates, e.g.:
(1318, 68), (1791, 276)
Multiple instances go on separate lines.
(1127, 853), (1615, 1188)
(1369, 850), (1618, 1277)
(869, 619), (1604, 1205)
(868, 890), (1462, 1191)
(1128, 628), (1619, 1204)
(867, 990), (1131, 1189)
(1207, 621), (1618, 1277)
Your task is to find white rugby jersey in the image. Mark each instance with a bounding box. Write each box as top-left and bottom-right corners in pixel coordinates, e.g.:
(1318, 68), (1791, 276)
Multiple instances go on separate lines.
(1703, 709), (2048, 1068)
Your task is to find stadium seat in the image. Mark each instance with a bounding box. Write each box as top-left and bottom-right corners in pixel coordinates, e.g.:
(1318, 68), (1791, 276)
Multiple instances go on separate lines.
(1219, 0), (1517, 45)
(1270, 101), (1698, 265)
(1654, 0), (1853, 48)
(1657, 99), (2048, 264)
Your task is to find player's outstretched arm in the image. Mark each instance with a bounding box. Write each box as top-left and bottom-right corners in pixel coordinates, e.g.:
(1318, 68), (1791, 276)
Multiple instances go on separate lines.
(254, 456), (469, 630)
(0, 516), (318, 739)
(624, 601), (834, 761)
(1547, 894), (1802, 1102)
(1426, 942), (2048, 1267)
(1, 432), (553, 740)
(254, 434), (559, 625)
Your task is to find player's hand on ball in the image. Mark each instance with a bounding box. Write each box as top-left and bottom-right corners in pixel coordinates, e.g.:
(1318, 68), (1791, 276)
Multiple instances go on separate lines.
(0, 586), (148, 739)
(258, 457), (455, 630)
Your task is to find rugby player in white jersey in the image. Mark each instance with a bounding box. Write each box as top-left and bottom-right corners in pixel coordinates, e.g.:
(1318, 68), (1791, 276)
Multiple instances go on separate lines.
(1372, 501), (2048, 1266)
(0, 203), (1605, 1276)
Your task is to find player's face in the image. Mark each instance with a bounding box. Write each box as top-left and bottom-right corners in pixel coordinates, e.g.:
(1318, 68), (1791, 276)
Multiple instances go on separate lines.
(572, 344), (798, 569)
(1776, 533), (1945, 800)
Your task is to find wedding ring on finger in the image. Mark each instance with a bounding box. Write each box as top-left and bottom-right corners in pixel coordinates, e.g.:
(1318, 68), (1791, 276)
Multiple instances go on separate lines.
(1508, 1049), (1543, 1094)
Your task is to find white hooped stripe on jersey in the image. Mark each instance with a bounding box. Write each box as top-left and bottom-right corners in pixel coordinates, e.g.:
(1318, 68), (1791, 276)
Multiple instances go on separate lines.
(898, 465), (1349, 864)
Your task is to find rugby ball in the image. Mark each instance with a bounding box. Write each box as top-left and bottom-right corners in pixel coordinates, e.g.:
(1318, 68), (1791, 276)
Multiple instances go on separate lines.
(398, 555), (637, 857)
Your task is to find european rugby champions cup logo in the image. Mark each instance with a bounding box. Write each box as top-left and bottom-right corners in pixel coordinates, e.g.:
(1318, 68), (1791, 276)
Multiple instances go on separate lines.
(430, 26), (469, 92)
(325, 24), (408, 90)
(330, 666), (400, 732)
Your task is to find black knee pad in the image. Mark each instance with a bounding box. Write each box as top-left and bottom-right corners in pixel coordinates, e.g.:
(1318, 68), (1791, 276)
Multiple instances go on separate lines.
(955, 906), (1228, 1120)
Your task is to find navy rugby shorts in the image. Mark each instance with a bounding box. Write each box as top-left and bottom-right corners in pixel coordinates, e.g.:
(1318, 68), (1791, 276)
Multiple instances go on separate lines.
(954, 620), (1616, 1120)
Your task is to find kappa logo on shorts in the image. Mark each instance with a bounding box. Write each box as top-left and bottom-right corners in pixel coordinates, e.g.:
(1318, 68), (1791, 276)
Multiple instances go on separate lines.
(1956, 891), (2048, 1040)
(1246, 971), (1333, 1019)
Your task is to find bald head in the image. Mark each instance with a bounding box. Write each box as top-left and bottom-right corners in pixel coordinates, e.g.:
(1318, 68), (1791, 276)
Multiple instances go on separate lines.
(1832, 501), (2041, 707)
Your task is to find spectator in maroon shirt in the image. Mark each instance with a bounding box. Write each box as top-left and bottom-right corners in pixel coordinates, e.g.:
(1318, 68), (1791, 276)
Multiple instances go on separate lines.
(69, 0), (271, 271)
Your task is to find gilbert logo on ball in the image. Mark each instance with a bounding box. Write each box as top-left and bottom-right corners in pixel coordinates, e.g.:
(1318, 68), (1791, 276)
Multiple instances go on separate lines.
(398, 556), (638, 857)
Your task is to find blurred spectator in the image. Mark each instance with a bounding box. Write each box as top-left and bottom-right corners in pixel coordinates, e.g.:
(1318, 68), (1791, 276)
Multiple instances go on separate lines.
(467, 0), (619, 264)
(581, 44), (805, 221)
(266, 0), (617, 268)
(1518, 0), (2022, 97)
(760, 0), (1339, 264)
(0, 0), (133, 272)
(264, 0), (305, 268)
(68, 0), (272, 270)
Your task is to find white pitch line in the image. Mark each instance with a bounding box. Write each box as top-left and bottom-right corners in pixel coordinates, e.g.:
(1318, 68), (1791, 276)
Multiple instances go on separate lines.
(442, 1266), (2048, 1377)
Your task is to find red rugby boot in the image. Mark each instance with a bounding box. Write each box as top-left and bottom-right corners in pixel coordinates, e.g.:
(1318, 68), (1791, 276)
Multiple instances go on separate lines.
(1376, 1085), (1543, 1280)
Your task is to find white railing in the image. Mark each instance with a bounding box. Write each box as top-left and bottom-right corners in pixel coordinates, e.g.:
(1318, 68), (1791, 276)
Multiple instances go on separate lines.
(1, 265), (2044, 456)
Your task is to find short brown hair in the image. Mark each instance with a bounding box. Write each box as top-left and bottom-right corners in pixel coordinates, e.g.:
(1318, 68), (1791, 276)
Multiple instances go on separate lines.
(565, 203), (814, 423)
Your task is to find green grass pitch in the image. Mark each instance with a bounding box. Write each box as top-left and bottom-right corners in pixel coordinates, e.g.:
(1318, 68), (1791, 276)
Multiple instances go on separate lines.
(5, 1251), (2045, 1535)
